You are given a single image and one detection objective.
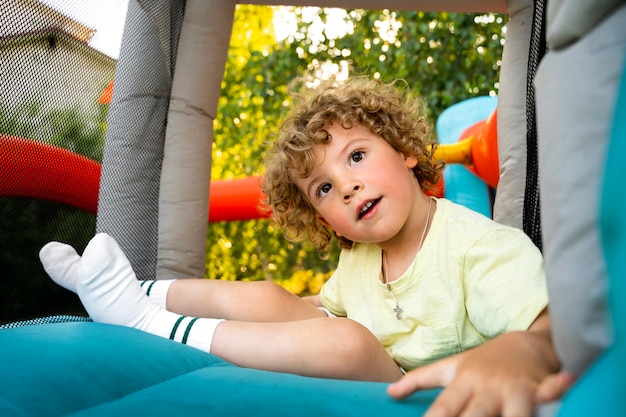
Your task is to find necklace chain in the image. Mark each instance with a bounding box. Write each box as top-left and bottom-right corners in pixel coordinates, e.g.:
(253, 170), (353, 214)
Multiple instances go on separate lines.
(383, 197), (433, 320)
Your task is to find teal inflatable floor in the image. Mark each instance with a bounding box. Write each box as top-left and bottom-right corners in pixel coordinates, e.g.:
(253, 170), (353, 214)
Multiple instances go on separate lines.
(0, 321), (439, 416)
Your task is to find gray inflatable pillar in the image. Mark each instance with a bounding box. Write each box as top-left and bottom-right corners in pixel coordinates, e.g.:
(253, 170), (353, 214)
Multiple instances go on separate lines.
(156, 0), (236, 279)
(536, 2), (625, 377)
(96, 1), (184, 280)
(492, 0), (533, 229)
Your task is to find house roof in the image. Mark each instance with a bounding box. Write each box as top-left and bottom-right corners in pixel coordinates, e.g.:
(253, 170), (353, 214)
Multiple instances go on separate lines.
(0, 0), (95, 42)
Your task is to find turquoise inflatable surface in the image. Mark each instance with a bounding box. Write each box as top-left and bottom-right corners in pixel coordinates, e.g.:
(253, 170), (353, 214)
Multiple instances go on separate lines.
(0, 322), (440, 416)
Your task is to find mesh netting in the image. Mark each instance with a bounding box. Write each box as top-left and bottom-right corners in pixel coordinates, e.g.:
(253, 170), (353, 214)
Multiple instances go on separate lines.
(0, 314), (92, 329)
(0, 0), (123, 324)
(522, 0), (547, 251)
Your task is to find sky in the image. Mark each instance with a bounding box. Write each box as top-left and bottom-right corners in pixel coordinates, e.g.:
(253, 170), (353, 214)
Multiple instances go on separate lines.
(41, 0), (129, 58)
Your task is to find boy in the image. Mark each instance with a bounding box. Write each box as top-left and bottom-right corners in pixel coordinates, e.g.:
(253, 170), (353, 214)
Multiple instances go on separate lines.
(41, 76), (560, 416)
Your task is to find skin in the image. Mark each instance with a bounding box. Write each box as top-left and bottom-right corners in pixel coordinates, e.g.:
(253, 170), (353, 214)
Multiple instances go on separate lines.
(297, 123), (435, 281)
(296, 123), (568, 415)
(166, 278), (403, 382)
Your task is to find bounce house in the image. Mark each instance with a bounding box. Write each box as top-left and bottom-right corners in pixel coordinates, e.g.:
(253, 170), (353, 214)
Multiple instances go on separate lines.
(1, 0), (624, 416)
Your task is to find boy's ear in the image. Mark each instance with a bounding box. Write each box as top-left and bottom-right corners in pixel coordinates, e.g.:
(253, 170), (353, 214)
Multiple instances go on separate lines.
(404, 154), (419, 169)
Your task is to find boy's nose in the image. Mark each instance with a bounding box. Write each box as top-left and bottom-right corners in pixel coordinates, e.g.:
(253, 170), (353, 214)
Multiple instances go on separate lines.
(342, 183), (361, 202)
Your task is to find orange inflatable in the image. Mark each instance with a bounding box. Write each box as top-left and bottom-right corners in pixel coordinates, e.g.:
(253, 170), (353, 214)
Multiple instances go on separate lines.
(465, 108), (499, 188)
(434, 109), (499, 188)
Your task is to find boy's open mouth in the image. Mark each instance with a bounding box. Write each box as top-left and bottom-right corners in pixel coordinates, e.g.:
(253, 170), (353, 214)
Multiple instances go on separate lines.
(359, 198), (381, 219)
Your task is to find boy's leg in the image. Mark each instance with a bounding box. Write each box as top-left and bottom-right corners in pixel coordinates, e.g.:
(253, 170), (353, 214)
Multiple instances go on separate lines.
(164, 279), (326, 321)
(75, 233), (401, 382)
(41, 240), (324, 322)
(211, 317), (404, 382)
(139, 279), (175, 309)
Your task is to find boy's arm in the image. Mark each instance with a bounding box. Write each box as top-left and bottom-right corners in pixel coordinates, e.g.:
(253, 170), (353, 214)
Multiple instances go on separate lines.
(387, 309), (569, 417)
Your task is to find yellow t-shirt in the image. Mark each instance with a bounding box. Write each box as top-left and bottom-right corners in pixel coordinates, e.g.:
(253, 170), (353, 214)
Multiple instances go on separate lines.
(320, 198), (548, 371)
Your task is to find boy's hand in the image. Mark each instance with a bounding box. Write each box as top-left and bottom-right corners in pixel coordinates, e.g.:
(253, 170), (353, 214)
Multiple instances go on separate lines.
(387, 327), (563, 417)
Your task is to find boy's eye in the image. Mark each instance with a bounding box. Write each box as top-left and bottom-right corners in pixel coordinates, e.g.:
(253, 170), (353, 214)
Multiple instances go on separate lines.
(316, 183), (332, 198)
(350, 150), (364, 164)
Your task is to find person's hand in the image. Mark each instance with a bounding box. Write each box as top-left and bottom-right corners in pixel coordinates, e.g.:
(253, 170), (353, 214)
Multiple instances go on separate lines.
(537, 371), (576, 403)
(387, 328), (562, 417)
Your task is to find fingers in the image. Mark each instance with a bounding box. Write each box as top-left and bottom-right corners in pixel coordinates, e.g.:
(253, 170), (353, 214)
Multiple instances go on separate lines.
(498, 382), (535, 417)
(536, 372), (576, 403)
(387, 357), (457, 399)
(423, 381), (473, 417)
(388, 354), (547, 417)
(458, 383), (534, 417)
(426, 378), (536, 417)
(388, 331), (562, 417)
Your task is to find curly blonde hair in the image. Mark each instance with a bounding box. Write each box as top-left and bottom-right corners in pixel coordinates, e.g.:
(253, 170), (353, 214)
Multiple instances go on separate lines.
(262, 76), (443, 257)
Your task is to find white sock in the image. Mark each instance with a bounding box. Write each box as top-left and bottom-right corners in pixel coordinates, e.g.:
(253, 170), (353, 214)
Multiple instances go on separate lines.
(39, 242), (176, 309)
(140, 279), (176, 309)
(39, 241), (81, 292)
(39, 240), (176, 307)
(77, 233), (223, 353)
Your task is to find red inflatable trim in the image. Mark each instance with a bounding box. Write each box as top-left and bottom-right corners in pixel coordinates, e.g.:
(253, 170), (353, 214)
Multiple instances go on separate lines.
(0, 135), (101, 213)
(0, 135), (270, 222)
(209, 176), (269, 222)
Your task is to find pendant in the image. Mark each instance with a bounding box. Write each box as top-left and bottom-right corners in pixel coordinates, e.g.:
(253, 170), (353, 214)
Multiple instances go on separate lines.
(393, 302), (403, 320)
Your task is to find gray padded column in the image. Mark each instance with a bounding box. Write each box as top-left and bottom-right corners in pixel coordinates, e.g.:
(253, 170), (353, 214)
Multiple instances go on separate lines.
(492, 0), (533, 230)
(156, 0), (236, 279)
(96, 0), (185, 280)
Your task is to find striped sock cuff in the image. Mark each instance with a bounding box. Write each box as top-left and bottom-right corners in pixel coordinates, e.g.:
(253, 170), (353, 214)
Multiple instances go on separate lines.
(140, 279), (175, 308)
(169, 315), (188, 340)
(168, 316), (224, 354)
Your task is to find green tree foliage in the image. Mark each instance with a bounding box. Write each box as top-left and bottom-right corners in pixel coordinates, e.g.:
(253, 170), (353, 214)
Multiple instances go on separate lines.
(277, 8), (504, 118)
(206, 6), (505, 293)
(0, 99), (107, 161)
(207, 6), (333, 287)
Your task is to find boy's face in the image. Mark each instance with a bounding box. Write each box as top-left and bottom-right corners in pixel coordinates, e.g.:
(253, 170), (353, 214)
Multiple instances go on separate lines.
(296, 123), (423, 246)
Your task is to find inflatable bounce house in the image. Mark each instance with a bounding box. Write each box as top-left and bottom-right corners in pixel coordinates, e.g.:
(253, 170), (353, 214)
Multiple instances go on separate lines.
(1, 0), (624, 415)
